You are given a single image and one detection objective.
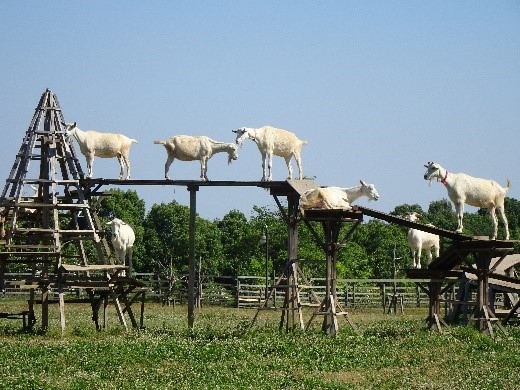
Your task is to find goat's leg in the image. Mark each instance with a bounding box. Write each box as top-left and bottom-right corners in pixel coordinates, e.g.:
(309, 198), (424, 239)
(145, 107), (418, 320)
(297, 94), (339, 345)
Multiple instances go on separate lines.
(122, 154), (131, 180)
(267, 153), (273, 181)
(260, 153), (267, 181)
(284, 156), (293, 180)
(426, 249), (433, 266)
(200, 158), (208, 181)
(294, 153), (303, 179)
(86, 154), (94, 178)
(164, 155), (175, 180)
(497, 206), (510, 240)
(116, 155), (125, 180)
(127, 247), (134, 277)
(455, 203), (464, 233)
(489, 207), (499, 240)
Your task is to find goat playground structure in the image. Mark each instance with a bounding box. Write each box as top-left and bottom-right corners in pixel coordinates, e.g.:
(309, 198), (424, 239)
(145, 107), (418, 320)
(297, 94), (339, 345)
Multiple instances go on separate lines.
(1, 89), (519, 337)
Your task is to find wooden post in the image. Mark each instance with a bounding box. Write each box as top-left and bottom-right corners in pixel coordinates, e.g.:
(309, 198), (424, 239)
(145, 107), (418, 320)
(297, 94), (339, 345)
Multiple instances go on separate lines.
(187, 185), (198, 330)
(322, 219), (341, 335)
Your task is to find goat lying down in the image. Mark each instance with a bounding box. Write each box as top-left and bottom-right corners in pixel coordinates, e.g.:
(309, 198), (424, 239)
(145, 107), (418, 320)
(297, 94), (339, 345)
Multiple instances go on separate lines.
(299, 180), (379, 216)
(154, 135), (238, 181)
(63, 122), (137, 180)
(424, 162), (510, 240)
(233, 126), (307, 181)
(403, 212), (440, 269)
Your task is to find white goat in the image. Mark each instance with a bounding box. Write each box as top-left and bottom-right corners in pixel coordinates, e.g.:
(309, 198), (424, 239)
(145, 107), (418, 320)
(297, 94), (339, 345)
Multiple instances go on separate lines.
(403, 212), (440, 269)
(232, 126), (307, 181)
(63, 122), (137, 180)
(154, 135), (238, 181)
(299, 180), (379, 216)
(107, 218), (135, 276)
(424, 162), (510, 240)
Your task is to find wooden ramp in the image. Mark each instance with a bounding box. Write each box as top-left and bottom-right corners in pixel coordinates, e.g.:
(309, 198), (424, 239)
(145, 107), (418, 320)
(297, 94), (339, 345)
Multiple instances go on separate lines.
(356, 205), (472, 241)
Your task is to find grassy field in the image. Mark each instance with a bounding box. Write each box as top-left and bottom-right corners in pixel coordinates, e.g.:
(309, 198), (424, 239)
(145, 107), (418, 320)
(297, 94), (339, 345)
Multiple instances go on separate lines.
(0, 298), (519, 389)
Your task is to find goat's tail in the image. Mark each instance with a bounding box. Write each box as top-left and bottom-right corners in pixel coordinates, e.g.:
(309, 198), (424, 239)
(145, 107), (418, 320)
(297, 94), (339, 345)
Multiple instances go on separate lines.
(505, 178), (511, 191)
(131, 139), (138, 144)
(154, 140), (167, 145)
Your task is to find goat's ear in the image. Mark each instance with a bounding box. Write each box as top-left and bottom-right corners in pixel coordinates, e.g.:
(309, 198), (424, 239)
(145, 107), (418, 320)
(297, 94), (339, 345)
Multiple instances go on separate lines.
(231, 129), (237, 133)
(424, 164), (429, 168)
(360, 179), (367, 186)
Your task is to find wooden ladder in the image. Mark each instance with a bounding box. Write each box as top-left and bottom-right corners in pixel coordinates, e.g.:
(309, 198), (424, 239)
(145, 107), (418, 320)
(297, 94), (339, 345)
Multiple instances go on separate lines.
(0, 89), (112, 331)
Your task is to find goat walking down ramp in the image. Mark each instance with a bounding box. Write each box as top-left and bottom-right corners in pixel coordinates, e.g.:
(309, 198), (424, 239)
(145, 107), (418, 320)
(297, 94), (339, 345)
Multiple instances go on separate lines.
(233, 126), (307, 181)
(154, 135), (238, 181)
(424, 162), (510, 240)
(403, 212), (440, 269)
(63, 122), (137, 180)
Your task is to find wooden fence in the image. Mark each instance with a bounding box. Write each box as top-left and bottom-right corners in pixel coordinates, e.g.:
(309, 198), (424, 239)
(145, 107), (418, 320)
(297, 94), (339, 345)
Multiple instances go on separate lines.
(1, 272), (430, 310)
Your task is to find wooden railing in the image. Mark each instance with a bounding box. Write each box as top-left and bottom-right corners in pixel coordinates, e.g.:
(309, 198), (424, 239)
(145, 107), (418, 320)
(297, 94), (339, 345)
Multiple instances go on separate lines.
(1, 272), (431, 309)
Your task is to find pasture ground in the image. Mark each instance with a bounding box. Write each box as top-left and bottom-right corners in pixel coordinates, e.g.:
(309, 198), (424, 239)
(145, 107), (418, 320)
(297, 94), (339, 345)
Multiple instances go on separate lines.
(1, 298), (519, 389)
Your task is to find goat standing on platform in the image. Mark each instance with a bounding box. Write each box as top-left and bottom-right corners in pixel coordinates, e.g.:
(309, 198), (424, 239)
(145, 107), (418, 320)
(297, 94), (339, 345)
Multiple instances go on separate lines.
(232, 126), (307, 181)
(63, 122), (137, 180)
(403, 212), (440, 269)
(154, 135), (238, 181)
(107, 218), (135, 276)
(423, 162), (510, 240)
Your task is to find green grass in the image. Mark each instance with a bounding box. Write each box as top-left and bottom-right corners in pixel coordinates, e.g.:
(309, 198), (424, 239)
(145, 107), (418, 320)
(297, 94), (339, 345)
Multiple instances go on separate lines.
(0, 299), (519, 389)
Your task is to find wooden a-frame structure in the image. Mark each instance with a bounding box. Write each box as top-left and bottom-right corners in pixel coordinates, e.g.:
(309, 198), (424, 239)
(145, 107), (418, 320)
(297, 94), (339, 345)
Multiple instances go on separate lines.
(0, 89), (145, 332)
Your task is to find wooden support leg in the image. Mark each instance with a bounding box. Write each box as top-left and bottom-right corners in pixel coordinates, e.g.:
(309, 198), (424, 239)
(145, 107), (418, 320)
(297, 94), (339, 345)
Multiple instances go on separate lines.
(90, 295), (102, 331)
(59, 290), (65, 333)
(111, 290), (128, 331)
(140, 291), (145, 328)
(503, 298), (520, 325)
(120, 289), (138, 328)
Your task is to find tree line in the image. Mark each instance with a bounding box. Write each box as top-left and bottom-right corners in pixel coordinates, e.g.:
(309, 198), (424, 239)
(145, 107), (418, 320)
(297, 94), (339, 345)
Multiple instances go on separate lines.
(95, 189), (520, 280)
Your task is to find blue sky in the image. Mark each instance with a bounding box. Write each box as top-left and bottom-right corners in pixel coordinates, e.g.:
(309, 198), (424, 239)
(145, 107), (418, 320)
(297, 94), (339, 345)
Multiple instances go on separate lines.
(1, 2), (519, 220)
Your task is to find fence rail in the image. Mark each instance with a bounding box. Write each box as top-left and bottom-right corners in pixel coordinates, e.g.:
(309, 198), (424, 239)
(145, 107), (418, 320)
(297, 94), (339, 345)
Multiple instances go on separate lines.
(1, 272), (431, 309)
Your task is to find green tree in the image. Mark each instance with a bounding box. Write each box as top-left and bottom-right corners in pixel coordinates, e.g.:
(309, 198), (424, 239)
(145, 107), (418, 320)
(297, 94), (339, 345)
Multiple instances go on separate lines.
(354, 220), (409, 278)
(249, 206), (289, 276)
(391, 204), (424, 218)
(143, 201), (190, 274)
(427, 199), (457, 231)
(505, 197), (520, 243)
(216, 210), (254, 275)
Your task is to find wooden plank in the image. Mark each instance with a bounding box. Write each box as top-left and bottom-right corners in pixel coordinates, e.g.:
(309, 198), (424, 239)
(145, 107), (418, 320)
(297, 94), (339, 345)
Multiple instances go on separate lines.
(60, 264), (126, 272)
(285, 179), (319, 196)
(355, 205), (471, 241)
